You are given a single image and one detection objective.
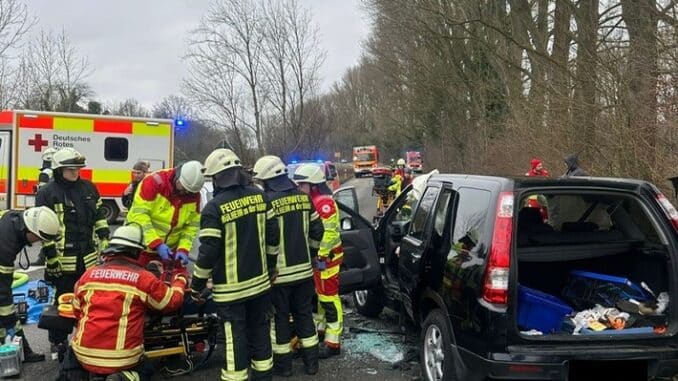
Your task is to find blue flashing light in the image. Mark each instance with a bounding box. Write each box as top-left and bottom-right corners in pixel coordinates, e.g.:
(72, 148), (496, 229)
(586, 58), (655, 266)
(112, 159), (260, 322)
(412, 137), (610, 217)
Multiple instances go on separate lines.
(173, 118), (188, 129)
(291, 160), (298, 164)
(316, 159), (323, 163)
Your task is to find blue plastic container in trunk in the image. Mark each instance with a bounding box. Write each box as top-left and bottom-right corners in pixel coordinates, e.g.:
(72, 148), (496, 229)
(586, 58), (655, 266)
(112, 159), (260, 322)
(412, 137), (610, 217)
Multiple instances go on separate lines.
(518, 285), (574, 334)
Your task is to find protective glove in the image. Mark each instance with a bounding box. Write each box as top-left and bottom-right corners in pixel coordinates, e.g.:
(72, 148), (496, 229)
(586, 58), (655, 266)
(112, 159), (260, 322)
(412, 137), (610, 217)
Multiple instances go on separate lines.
(313, 257), (327, 271)
(175, 252), (189, 266)
(6, 327), (15, 339)
(45, 257), (62, 281)
(156, 244), (171, 261)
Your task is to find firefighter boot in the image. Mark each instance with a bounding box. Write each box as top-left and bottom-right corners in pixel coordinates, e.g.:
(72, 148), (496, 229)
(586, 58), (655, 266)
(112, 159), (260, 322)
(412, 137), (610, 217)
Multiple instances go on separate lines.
(17, 332), (46, 362)
(273, 353), (293, 377)
(318, 342), (340, 359)
(300, 345), (319, 375)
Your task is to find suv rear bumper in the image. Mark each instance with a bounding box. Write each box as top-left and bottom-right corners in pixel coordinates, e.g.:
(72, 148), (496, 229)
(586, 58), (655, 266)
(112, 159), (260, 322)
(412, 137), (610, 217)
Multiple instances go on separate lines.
(459, 345), (678, 380)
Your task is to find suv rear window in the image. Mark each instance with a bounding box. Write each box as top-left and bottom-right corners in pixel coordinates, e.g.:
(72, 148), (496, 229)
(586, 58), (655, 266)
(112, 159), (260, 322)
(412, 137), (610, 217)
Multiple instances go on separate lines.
(452, 188), (492, 247)
(517, 192), (662, 246)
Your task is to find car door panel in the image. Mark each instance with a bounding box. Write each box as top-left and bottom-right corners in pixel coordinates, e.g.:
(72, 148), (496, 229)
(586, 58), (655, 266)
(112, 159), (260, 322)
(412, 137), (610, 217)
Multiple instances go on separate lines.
(332, 187), (380, 294)
(398, 186), (441, 317)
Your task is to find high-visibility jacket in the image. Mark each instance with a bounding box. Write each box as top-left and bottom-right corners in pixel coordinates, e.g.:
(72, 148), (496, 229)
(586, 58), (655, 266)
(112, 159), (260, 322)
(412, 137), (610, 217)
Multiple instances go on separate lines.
(126, 168), (201, 256)
(36, 176), (110, 274)
(266, 188), (324, 285)
(71, 256), (186, 375)
(192, 185), (280, 303)
(311, 191), (343, 276)
(388, 174), (403, 196)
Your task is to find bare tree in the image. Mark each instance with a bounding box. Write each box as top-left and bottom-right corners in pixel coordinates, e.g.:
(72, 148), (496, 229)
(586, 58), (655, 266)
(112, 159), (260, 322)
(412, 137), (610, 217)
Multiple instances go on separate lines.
(152, 95), (193, 119)
(107, 98), (150, 117)
(188, 0), (268, 156)
(18, 29), (91, 112)
(0, 0), (33, 107)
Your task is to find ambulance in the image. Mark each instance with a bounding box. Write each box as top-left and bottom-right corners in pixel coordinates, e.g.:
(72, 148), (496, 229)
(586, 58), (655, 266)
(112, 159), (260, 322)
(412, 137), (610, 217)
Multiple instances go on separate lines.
(0, 110), (174, 223)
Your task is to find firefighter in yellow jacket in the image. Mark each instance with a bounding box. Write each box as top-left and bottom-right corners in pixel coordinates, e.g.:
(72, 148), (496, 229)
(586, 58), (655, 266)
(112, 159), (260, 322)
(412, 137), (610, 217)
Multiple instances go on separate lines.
(191, 149), (280, 381)
(293, 163), (343, 359)
(125, 161), (204, 278)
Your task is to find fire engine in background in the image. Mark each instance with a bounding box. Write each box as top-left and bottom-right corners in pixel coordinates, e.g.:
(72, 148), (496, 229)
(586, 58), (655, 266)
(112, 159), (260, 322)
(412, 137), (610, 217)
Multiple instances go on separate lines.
(0, 110), (174, 223)
(352, 145), (378, 178)
(405, 150), (423, 173)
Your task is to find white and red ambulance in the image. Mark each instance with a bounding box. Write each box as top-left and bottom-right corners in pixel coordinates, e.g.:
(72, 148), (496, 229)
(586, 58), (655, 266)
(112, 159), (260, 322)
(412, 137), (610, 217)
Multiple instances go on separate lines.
(0, 110), (174, 222)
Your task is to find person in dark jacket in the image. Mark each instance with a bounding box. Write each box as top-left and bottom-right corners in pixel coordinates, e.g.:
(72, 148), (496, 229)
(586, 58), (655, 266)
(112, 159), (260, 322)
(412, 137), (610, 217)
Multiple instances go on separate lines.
(35, 147), (110, 359)
(121, 160), (150, 209)
(252, 155), (324, 377)
(191, 148), (280, 381)
(563, 153), (588, 177)
(0, 206), (60, 363)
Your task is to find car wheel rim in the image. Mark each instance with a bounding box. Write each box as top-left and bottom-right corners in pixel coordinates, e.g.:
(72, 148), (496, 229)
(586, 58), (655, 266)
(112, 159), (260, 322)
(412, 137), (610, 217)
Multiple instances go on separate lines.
(354, 290), (368, 306)
(424, 324), (444, 381)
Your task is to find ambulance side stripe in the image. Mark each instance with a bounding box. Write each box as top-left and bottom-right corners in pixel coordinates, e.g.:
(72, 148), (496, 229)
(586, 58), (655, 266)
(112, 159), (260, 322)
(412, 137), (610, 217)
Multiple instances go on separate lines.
(54, 117), (92, 132)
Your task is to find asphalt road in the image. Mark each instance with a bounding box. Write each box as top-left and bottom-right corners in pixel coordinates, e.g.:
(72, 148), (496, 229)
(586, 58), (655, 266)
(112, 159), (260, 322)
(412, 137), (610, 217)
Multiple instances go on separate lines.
(13, 177), (423, 381)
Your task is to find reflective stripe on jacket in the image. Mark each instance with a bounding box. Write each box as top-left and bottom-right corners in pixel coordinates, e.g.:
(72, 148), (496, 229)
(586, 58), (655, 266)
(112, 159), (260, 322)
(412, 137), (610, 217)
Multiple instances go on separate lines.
(311, 192), (343, 263)
(71, 257), (185, 375)
(36, 177), (109, 274)
(266, 189), (324, 285)
(125, 168), (200, 254)
(193, 186), (280, 303)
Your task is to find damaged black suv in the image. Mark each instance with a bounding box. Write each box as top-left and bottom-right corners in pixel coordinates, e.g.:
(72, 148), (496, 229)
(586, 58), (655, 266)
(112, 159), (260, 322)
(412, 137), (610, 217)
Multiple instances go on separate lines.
(333, 174), (678, 381)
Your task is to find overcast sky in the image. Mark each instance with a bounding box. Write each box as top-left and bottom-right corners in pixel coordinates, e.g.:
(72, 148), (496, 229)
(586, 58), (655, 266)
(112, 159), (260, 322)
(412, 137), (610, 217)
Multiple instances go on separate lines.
(27, 0), (370, 108)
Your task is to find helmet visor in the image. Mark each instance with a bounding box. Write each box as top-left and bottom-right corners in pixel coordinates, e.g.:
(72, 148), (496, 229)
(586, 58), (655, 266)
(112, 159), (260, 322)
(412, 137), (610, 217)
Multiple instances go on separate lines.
(60, 156), (86, 167)
(39, 230), (61, 242)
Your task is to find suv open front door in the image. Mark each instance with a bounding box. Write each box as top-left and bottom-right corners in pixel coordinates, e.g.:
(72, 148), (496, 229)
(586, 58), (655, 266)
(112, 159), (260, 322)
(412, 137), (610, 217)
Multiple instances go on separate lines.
(333, 187), (380, 293)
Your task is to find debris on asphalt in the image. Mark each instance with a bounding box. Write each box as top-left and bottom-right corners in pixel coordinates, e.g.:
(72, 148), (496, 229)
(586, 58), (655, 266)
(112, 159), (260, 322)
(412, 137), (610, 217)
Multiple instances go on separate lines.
(343, 331), (417, 366)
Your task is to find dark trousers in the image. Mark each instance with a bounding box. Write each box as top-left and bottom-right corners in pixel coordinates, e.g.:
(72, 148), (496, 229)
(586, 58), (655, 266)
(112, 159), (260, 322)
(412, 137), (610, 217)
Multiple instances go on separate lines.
(217, 292), (273, 381)
(49, 274), (79, 345)
(271, 279), (318, 354)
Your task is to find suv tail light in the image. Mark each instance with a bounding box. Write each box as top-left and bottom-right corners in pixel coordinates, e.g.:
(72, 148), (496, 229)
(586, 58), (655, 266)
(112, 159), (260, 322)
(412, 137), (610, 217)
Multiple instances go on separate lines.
(482, 192), (514, 307)
(656, 193), (678, 232)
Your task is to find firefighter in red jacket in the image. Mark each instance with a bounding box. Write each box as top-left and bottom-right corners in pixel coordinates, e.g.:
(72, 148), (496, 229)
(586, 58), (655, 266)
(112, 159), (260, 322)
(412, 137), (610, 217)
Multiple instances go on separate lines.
(56, 224), (187, 381)
(125, 161), (204, 278)
(293, 163), (343, 359)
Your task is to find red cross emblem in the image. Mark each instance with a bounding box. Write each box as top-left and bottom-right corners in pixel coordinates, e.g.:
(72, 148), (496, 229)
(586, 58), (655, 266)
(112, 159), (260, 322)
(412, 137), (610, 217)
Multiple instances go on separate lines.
(28, 134), (49, 152)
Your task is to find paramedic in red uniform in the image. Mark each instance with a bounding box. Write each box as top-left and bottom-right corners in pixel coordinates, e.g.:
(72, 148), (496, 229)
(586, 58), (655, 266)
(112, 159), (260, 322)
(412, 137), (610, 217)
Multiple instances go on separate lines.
(56, 224), (187, 381)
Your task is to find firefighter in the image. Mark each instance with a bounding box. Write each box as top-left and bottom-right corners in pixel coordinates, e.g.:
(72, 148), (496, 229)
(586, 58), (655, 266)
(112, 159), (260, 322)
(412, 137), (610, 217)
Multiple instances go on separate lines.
(191, 148), (280, 381)
(121, 160), (150, 209)
(35, 147), (110, 358)
(57, 223), (187, 381)
(31, 147), (58, 266)
(37, 147), (58, 190)
(0, 206), (60, 363)
(292, 163), (344, 359)
(125, 160), (204, 279)
(252, 155), (324, 377)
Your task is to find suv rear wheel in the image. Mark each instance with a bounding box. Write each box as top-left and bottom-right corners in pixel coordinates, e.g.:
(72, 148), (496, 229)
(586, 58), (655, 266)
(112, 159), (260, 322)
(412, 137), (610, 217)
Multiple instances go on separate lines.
(421, 309), (457, 381)
(351, 289), (383, 317)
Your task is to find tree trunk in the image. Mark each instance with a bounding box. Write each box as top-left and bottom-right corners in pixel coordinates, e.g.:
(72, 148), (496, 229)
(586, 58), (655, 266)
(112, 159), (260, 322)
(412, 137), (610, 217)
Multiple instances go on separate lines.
(572, 0), (598, 157)
(621, 0), (658, 176)
(549, 0), (571, 145)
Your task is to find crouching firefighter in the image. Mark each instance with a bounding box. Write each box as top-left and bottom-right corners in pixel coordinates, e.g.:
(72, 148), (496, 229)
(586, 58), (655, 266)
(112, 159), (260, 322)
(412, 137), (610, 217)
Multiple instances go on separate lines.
(191, 149), (280, 381)
(293, 164), (344, 359)
(57, 223), (187, 381)
(252, 156), (325, 377)
(0, 206), (60, 363)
